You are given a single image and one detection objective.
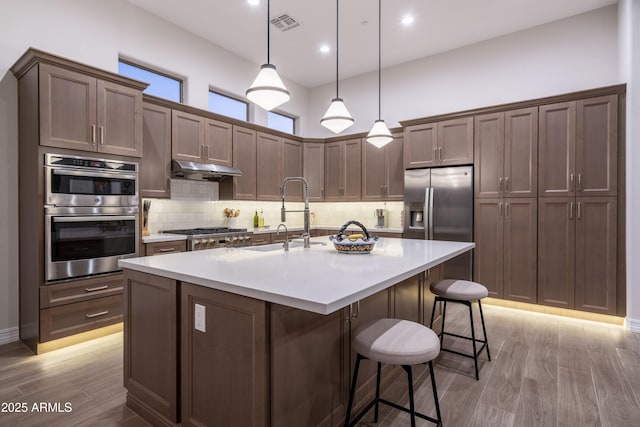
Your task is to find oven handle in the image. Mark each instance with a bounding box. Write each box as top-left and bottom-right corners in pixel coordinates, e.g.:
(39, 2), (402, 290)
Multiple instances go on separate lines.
(51, 168), (137, 180)
(51, 215), (136, 223)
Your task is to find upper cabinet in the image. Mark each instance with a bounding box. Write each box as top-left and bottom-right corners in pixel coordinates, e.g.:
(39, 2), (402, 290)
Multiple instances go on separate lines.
(38, 63), (143, 157)
(362, 133), (403, 201)
(475, 107), (538, 198)
(325, 138), (362, 201)
(256, 133), (303, 201)
(229, 126), (257, 200)
(303, 142), (325, 201)
(404, 117), (473, 168)
(140, 102), (172, 198)
(172, 110), (232, 166)
(538, 95), (617, 198)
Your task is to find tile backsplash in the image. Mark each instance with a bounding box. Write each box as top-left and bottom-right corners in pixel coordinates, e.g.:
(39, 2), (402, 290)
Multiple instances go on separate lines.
(144, 197), (403, 234)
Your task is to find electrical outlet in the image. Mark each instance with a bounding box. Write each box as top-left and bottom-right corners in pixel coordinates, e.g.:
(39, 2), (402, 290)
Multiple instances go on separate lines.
(194, 303), (206, 332)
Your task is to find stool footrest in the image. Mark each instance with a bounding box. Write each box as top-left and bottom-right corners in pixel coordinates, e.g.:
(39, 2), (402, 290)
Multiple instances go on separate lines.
(441, 342), (488, 360)
(346, 397), (441, 427)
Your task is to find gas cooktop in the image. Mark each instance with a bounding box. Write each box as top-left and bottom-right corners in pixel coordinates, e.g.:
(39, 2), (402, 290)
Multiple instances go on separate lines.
(163, 227), (247, 235)
(163, 227), (252, 250)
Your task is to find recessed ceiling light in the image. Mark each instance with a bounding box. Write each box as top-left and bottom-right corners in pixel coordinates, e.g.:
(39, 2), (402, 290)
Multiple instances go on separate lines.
(402, 14), (414, 26)
(320, 44), (331, 54)
(248, 0), (260, 6)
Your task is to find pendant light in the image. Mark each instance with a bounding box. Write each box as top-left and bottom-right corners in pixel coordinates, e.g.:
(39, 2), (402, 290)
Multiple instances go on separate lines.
(366, 0), (393, 148)
(320, 0), (354, 134)
(246, 0), (290, 111)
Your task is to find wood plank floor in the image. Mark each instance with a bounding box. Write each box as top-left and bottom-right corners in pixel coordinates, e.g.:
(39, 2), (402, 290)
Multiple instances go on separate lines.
(1, 304), (640, 426)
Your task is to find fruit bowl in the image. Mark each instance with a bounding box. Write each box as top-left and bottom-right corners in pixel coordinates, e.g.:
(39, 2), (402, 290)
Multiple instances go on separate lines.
(329, 220), (378, 254)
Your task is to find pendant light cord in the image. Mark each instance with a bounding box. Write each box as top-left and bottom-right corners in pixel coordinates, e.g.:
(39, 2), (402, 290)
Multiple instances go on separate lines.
(267, 0), (271, 64)
(377, 0), (382, 120)
(336, 0), (339, 98)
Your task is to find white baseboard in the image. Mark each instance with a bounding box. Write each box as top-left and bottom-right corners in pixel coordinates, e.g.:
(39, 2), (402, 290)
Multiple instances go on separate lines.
(624, 317), (640, 333)
(0, 327), (19, 345)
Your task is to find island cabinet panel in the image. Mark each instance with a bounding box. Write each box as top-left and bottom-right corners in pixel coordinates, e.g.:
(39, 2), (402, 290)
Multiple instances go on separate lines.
(123, 271), (178, 424)
(270, 305), (349, 427)
(303, 142), (325, 201)
(181, 283), (268, 427)
(422, 265), (444, 328)
(392, 274), (422, 323)
(140, 102), (172, 198)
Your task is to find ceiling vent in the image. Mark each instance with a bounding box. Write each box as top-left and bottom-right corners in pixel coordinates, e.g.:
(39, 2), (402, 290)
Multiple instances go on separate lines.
(270, 14), (300, 32)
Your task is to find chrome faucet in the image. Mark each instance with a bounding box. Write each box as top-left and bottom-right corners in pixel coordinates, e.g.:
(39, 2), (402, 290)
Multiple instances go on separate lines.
(280, 177), (310, 249)
(277, 223), (289, 251)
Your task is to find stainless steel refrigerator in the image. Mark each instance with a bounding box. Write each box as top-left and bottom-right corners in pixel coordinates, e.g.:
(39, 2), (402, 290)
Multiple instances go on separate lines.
(403, 166), (474, 280)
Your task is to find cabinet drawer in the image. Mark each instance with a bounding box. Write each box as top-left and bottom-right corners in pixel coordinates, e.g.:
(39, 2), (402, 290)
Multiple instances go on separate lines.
(145, 240), (187, 256)
(40, 273), (123, 308)
(40, 295), (123, 342)
(272, 231), (304, 243)
(251, 234), (272, 246)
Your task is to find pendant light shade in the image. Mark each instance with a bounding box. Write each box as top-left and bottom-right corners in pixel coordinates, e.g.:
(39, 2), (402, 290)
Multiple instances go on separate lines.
(246, 0), (290, 111)
(321, 97), (354, 133)
(366, 0), (393, 148)
(366, 119), (393, 148)
(246, 64), (290, 111)
(320, 0), (354, 134)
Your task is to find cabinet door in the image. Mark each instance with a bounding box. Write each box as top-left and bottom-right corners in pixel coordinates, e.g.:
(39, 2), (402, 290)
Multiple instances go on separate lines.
(538, 102), (576, 197)
(404, 123), (437, 168)
(361, 139), (386, 200)
(231, 126), (257, 200)
(437, 117), (473, 166)
(343, 138), (362, 200)
(324, 141), (344, 201)
(172, 110), (205, 162)
(474, 199), (504, 298)
(256, 132), (282, 201)
(282, 138), (304, 201)
(576, 95), (617, 197)
(393, 274), (421, 323)
(574, 197), (617, 314)
(422, 266), (443, 327)
(39, 63), (97, 151)
(386, 134), (404, 200)
(204, 119), (232, 166)
(503, 198), (537, 303)
(537, 197), (575, 308)
(97, 80), (143, 157)
(474, 112), (504, 198)
(303, 143), (325, 201)
(140, 102), (171, 198)
(504, 107), (538, 198)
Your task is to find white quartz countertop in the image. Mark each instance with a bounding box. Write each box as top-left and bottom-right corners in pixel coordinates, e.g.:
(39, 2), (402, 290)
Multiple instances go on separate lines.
(120, 237), (474, 315)
(142, 234), (188, 243)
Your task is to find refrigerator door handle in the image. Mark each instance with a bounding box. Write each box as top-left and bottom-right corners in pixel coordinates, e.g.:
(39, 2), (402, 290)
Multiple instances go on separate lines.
(428, 187), (434, 240)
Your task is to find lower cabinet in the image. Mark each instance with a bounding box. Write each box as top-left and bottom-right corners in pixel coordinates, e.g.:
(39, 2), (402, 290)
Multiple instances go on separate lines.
(144, 240), (187, 256)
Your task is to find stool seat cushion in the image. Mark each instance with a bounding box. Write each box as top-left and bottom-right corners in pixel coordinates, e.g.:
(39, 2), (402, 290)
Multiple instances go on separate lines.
(352, 318), (440, 366)
(430, 279), (488, 300)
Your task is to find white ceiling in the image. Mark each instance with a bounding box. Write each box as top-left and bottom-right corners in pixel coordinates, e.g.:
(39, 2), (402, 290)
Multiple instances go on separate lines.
(126, 0), (617, 88)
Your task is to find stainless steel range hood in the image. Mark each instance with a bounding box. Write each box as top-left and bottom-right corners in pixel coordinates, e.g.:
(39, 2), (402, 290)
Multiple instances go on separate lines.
(171, 159), (242, 181)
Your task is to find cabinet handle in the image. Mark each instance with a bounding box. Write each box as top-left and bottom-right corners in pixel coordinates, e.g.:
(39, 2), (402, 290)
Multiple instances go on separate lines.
(204, 145), (209, 159)
(159, 247), (176, 252)
(85, 285), (109, 292)
(85, 310), (109, 319)
(499, 203), (503, 219)
(577, 173), (582, 191)
(569, 174), (575, 191)
(577, 202), (582, 220)
(433, 146), (437, 161)
(380, 185), (384, 196)
(570, 202), (574, 219)
(425, 269), (430, 280)
(499, 177), (504, 192)
(351, 301), (360, 319)
(505, 177), (510, 192)
(439, 147), (443, 161)
(99, 126), (104, 145)
(505, 202), (509, 219)
(321, 188), (324, 198)
(200, 144), (203, 158)
(91, 124), (96, 145)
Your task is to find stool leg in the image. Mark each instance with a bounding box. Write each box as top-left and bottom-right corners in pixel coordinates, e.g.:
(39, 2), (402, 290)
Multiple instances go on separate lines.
(429, 296), (438, 329)
(440, 300), (448, 347)
(374, 362), (382, 422)
(429, 361), (442, 427)
(478, 299), (491, 361)
(344, 353), (362, 427)
(467, 301), (479, 381)
(402, 365), (416, 427)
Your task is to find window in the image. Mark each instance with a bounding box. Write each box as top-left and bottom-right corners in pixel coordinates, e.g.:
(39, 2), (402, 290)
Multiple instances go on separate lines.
(118, 60), (182, 103)
(267, 111), (295, 134)
(208, 91), (248, 121)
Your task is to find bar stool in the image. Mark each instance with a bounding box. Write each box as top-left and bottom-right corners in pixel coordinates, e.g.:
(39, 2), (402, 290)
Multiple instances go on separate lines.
(429, 279), (491, 380)
(344, 318), (442, 427)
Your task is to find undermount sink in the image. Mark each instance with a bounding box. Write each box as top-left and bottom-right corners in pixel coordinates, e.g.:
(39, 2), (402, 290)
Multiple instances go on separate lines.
(242, 241), (327, 252)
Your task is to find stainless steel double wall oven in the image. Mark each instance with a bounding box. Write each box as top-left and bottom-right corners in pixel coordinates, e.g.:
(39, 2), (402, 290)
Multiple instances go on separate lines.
(44, 153), (139, 282)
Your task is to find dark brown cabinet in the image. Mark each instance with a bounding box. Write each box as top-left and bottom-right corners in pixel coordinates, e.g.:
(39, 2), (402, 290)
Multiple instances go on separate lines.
(38, 63), (143, 157)
(474, 198), (537, 302)
(404, 117), (473, 168)
(172, 110), (233, 167)
(475, 107), (538, 199)
(144, 240), (187, 256)
(537, 196), (617, 314)
(220, 126), (257, 200)
(303, 142), (325, 201)
(538, 95), (617, 198)
(140, 102), (172, 198)
(362, 133), (403, 201)
(256, 133), (303, 201)
(325, 138), (362, 201)
(204, 119), (233, 166)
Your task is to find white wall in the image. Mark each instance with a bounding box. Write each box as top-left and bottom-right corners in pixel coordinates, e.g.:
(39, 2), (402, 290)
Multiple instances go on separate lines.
(309, 6), (620, 138)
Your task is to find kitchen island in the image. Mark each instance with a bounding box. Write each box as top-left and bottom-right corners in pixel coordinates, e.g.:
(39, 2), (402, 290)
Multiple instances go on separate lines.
(119, 237), (474, 427)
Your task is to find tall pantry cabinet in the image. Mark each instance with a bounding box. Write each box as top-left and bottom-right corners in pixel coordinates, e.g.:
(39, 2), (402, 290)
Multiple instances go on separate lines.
(537, 95), (618, 314)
